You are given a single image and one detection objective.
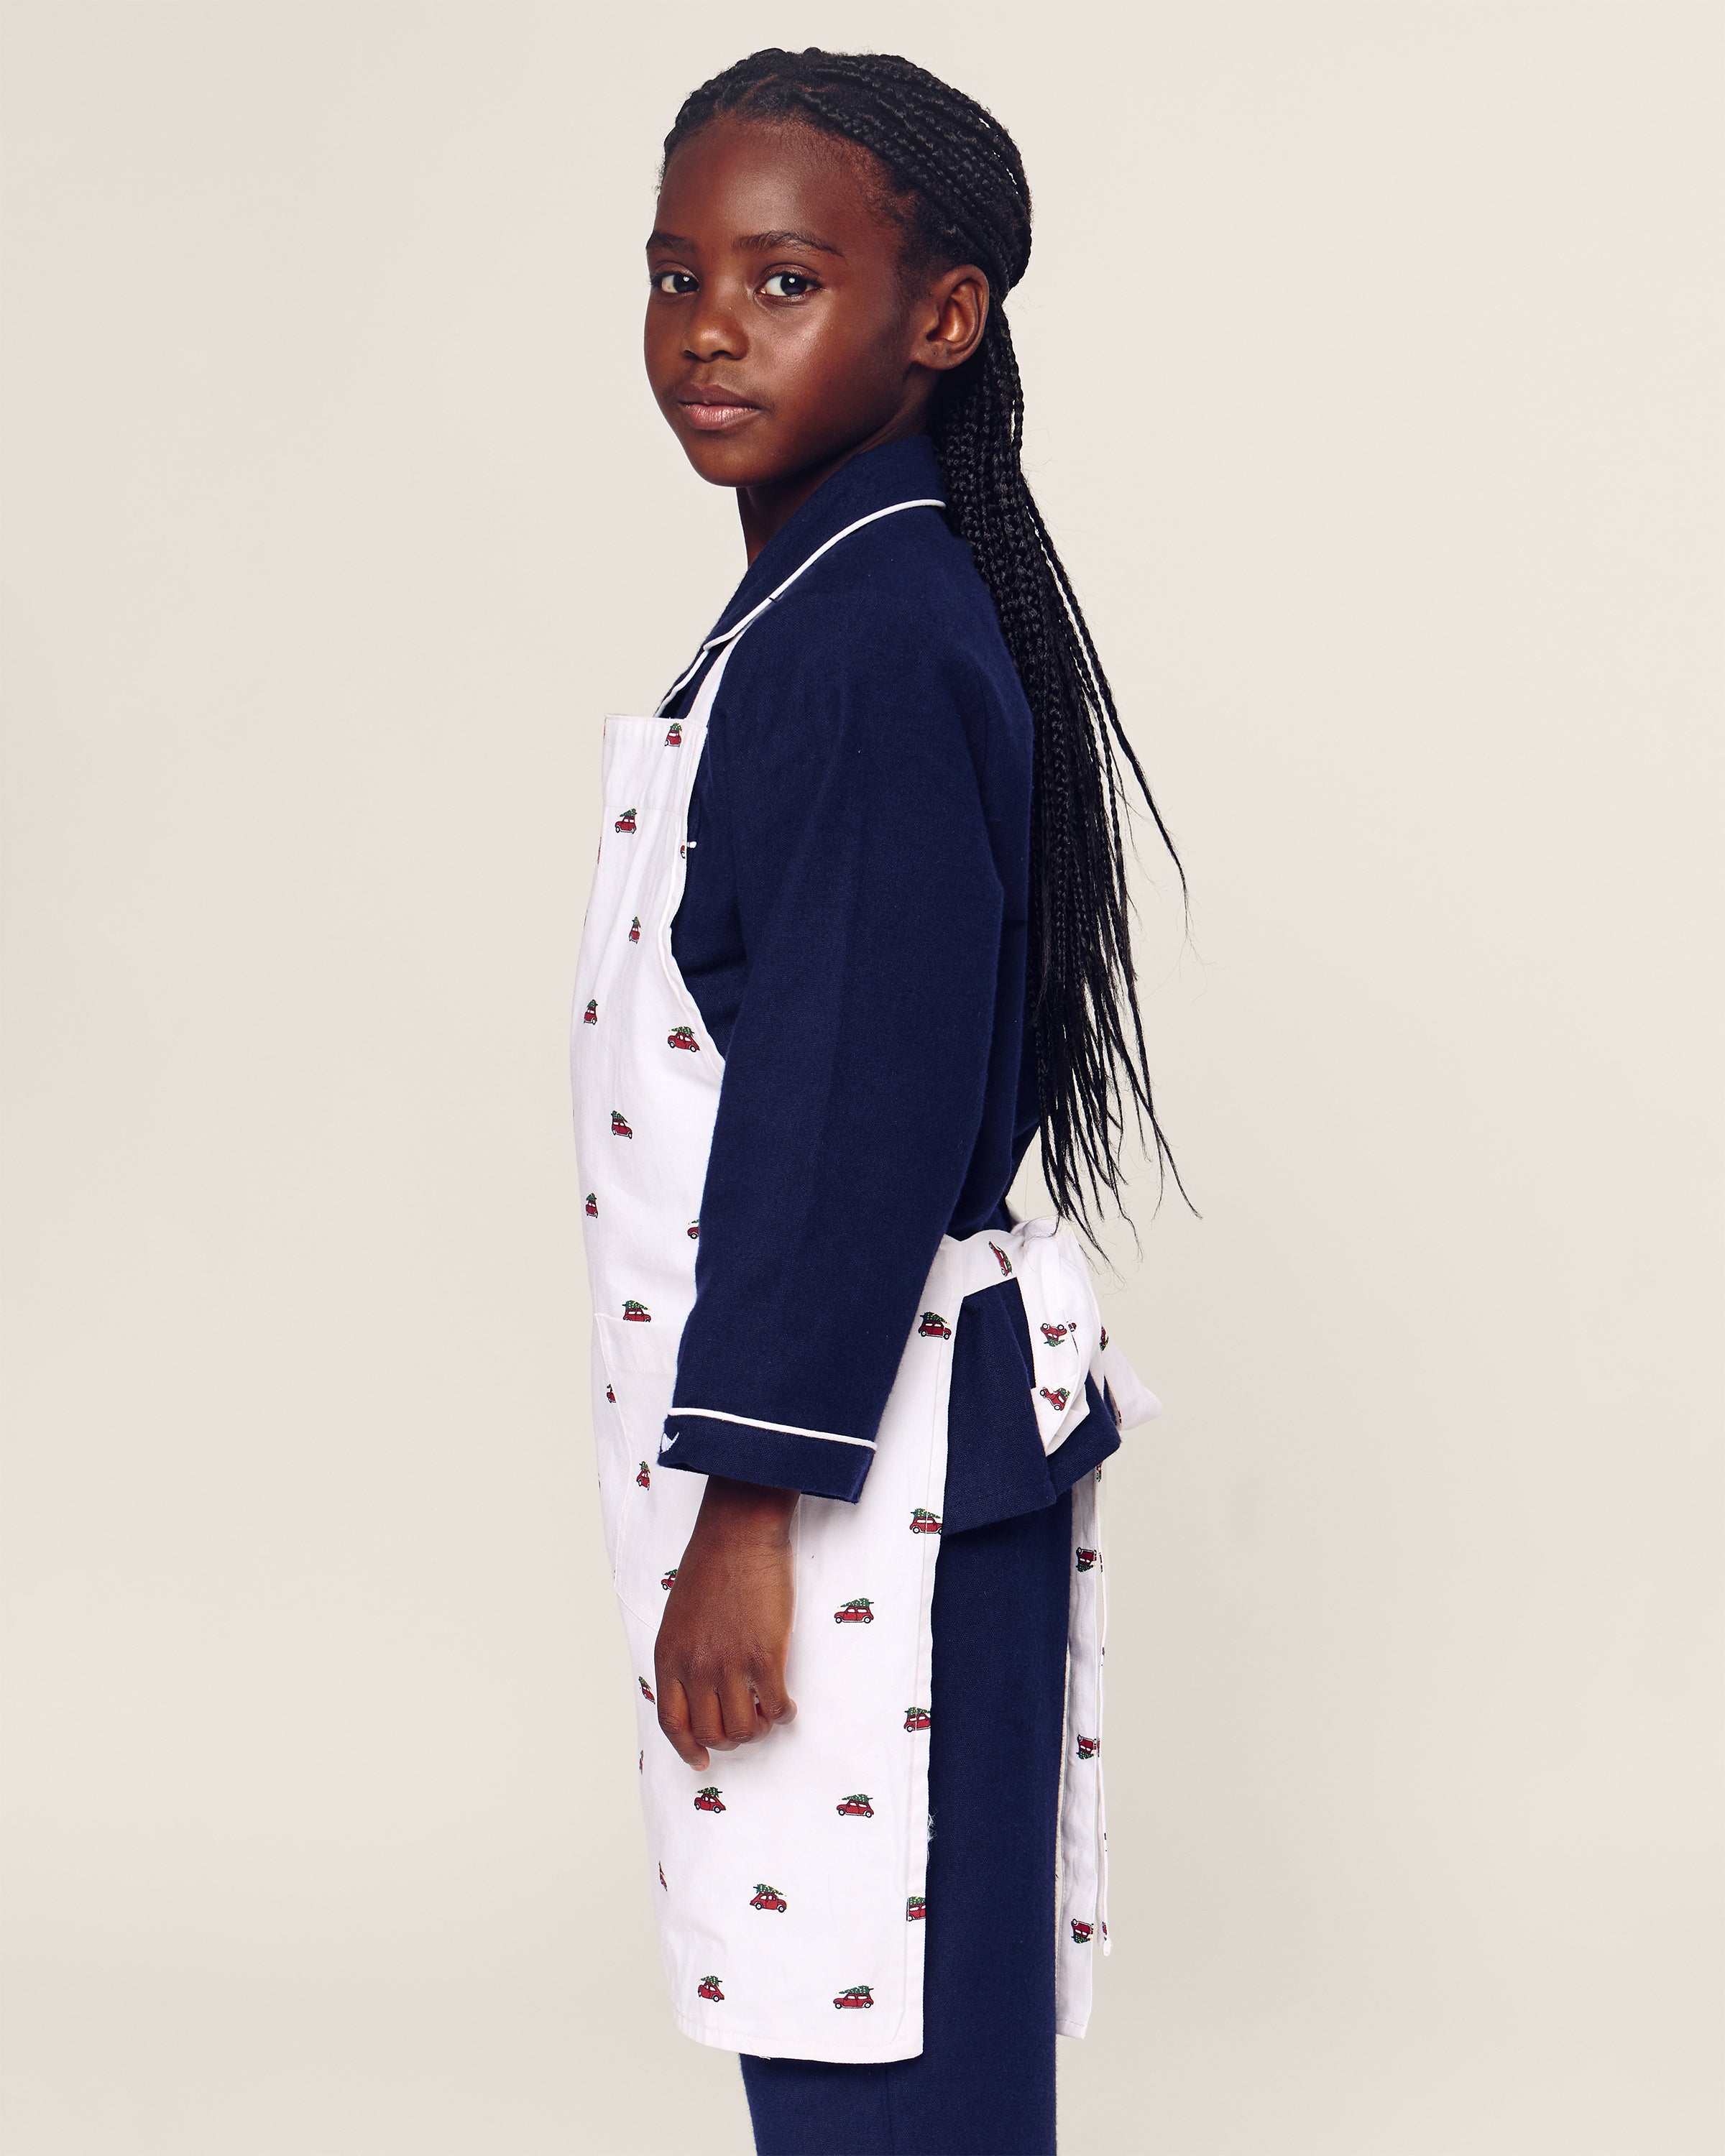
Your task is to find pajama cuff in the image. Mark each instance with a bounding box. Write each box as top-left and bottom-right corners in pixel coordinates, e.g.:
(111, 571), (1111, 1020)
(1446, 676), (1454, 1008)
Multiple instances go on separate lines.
(658, 1409), (873, 1504)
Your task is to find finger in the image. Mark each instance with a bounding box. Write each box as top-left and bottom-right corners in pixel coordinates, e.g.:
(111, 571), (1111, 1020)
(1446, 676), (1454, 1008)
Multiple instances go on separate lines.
(656, 1677), (708, 1772)
(749, 1667), (797, 1728)
(688, 1685), (735, 1756)
(719, 1671), (763, 1746)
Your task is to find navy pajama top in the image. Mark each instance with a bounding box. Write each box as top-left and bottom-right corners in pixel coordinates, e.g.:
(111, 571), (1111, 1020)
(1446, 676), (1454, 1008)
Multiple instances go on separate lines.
(658, 435), (1119, 1534)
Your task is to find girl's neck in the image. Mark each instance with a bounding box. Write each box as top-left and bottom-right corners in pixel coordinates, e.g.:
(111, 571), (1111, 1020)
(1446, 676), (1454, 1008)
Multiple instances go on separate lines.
(735, 413), (928, 565)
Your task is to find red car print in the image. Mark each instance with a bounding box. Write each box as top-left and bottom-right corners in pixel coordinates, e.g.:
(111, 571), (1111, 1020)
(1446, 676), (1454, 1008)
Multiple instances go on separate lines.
(614, 808), (638, 834)
(665, 721), (683, 747)
(906, 1896), (927, 1922)
(610, 1110), (632, 1138)
(1101, 1921), (1108, 1942)
(694, 1786), (725, 1813)
(622, 1299), (650, 1322)
(697, 1976), (724, 2003)
(1071, 1920), (1094, 1945)
(988, 1240), (1013, 1276)
(667, 1025), (699, 1052)
(917, 1310), (952, 1339)
(1075, 1547), (1099, 1572)
(833, 1986), (874, 2011)
(834, 1598), (875, 1623)
(903, 1707), (932, 1732)
(604, 1384), (615, 1404)
(1099, 1325), (1109, 1350)
(658, 1862), (667, 1889)
(627, 916), (641, 943)
(661, 1567), (678, 1590)
(1040, 1322), (1072, 1349)
(584, 1192), (598, 1217)
(635, 1460), (650, 1488)
(1075, 1735), (1099, 1760)
(1039, 1386), (1070, 1411)
(908, 1508), (942, 1535)
(686, 1218), (699, 1239)
(835, 1794), (874, 1818)
(582, 999), (597, 1025)
(749, 1885), (788, 1912)
(638, 1677), (655, 1703)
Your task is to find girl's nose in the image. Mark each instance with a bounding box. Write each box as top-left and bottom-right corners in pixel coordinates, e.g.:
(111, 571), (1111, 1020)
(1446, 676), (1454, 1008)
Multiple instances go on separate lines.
(684, 292), (746, 364)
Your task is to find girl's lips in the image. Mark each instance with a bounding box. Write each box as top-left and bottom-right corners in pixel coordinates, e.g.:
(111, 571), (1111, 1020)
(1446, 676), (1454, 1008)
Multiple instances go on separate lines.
(677, 396), (762, 432)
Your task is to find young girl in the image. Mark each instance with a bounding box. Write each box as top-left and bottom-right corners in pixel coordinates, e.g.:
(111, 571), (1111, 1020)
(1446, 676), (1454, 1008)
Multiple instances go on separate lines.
(571, 48), (1190, 2156)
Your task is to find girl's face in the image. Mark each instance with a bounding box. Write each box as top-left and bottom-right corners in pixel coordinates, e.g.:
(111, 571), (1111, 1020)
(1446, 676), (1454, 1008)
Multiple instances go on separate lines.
(645, 118), (986, 517)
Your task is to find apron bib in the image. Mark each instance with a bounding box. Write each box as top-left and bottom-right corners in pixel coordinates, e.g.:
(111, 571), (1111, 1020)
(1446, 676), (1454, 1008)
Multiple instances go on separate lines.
(570, 501), (1162, 2063)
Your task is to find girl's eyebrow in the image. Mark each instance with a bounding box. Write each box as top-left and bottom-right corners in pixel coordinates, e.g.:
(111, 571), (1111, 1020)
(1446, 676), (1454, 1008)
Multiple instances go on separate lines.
(645, 228), (846, 259)
(738, 229), (845, 258)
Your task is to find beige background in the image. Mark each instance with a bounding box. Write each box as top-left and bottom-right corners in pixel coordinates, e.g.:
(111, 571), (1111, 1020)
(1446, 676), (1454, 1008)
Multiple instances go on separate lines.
(2, 4), (1720, 2152)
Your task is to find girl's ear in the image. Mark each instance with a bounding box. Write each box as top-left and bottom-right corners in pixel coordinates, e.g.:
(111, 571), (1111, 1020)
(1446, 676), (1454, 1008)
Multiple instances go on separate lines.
(916, 266), (990, 374)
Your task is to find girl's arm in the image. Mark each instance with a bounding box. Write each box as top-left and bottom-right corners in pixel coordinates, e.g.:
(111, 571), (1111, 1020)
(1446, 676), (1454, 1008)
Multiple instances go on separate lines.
(651, 597), (1006, 1762)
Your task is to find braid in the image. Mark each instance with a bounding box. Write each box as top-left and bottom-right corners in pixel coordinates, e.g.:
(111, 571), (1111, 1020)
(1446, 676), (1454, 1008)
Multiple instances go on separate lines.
(663, 49), (1197, 1241)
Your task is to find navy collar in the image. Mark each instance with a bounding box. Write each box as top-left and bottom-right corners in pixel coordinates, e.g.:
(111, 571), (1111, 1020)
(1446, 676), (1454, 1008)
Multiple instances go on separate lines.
(706, 435), (948, 640)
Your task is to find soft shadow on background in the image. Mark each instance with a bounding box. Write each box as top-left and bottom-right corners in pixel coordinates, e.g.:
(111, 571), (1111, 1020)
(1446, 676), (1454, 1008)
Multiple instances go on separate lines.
(2, 4), (1719, 2152)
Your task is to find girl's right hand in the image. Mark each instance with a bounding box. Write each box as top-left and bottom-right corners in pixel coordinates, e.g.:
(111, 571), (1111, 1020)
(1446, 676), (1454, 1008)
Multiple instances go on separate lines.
(653, 1475), (799, 1771)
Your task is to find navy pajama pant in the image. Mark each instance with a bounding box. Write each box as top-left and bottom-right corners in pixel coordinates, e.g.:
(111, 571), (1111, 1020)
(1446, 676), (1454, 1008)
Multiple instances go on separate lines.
(739, 1485), (1072, 2156)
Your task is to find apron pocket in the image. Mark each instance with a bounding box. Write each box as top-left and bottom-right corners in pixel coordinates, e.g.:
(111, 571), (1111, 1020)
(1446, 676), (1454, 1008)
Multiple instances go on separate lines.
(593, 1312), (706, 1624)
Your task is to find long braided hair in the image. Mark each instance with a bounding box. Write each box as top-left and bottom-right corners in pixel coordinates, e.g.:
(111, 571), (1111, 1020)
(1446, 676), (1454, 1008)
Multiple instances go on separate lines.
(663, 49), (1196, 1239)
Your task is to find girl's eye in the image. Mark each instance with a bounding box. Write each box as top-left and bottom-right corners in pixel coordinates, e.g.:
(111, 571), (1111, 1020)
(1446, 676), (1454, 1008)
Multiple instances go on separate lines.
(761, 271), (815, 299)
(653, 270), (698, 296)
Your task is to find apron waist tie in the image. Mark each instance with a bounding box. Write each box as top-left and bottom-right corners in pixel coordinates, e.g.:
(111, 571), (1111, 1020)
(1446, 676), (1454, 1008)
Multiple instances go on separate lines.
(947, 1216), (1158, 2001)
(946, 1216), (1162, 1454)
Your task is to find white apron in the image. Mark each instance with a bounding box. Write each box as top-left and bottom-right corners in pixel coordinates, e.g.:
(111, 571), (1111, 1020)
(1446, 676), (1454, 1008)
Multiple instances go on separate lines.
(571, 500), (1162, 2063)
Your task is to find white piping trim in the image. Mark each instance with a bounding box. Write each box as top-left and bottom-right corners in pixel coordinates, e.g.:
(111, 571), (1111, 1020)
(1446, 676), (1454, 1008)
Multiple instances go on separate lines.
(665, 1406), (878, 1450)
(655, 497), (947, 714)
